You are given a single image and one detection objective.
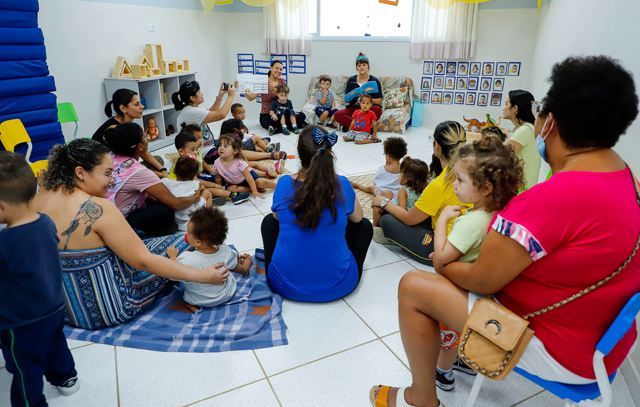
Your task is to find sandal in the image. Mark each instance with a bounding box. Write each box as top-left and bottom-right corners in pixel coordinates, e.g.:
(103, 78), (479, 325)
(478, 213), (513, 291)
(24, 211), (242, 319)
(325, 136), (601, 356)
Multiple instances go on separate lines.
(369, 386), (411, 407)
(270, 151), (287, 160)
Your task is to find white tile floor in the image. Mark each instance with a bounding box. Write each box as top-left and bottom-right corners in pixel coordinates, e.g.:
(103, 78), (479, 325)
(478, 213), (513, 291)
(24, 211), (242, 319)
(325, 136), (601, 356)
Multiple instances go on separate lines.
(1, 124), (636, 406)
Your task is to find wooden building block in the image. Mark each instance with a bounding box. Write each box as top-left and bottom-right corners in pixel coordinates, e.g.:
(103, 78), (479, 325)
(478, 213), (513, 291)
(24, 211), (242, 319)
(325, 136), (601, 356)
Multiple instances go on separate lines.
(176, 62), (184, 72)
(112, 56), (132, 77)
(130, 64), (146, 79)
(145, 44), (155, 67)
(152, 68), (161, 75)
(167, 61), (178, 73)
(155, 44), (165, 73)
(182, 59), (190, 71)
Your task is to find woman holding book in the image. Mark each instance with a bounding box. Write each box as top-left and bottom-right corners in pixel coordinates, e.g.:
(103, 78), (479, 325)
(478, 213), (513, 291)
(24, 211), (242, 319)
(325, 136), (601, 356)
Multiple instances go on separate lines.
(334, 53), (384, 131)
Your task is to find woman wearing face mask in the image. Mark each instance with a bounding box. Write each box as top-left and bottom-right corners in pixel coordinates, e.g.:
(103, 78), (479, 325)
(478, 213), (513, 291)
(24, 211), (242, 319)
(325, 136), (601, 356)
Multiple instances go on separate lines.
(370, 56), (640, 407)
(333, 52), (384, 131)
(93, 89), (166, 177)
(503, 89), (541, 189)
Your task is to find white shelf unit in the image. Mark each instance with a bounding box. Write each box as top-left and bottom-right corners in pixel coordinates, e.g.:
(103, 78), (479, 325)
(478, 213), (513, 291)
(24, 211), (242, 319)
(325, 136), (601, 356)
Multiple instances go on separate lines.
(104, 72), (196, 152)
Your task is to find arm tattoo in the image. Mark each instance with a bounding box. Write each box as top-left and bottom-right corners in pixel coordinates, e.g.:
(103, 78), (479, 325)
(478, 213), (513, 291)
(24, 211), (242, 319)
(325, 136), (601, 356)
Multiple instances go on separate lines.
(61, 198), (104, 242)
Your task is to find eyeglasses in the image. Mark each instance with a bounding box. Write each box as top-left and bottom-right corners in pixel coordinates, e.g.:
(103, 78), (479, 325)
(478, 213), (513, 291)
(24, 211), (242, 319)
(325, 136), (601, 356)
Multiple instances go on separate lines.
(531, 100), (543, 117)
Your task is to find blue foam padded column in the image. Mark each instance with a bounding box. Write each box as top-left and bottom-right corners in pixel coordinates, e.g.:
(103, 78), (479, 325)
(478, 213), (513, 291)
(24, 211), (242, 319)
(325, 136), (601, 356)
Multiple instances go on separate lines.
(0, 0), (64, 160)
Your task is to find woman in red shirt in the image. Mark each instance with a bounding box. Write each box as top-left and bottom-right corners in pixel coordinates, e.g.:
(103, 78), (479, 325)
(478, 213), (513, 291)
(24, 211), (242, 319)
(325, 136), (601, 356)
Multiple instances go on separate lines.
(244, 60), (306, 134)
(370, 56), (640, 407)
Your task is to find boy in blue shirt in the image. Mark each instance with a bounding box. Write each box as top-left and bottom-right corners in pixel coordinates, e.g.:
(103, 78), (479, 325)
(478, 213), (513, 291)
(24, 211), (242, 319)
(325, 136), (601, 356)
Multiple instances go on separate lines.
(0, 152), (79, 407)
(314, 75), (338, 128)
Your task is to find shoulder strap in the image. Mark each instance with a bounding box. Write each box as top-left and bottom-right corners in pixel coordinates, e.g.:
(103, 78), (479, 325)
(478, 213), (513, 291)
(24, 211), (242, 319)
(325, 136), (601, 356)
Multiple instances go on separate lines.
(523, 165), (640, 320)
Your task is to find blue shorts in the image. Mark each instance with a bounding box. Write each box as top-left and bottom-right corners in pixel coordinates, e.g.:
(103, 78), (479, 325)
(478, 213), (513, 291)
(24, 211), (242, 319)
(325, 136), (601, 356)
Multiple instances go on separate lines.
(315, 106), (338, 118)
(276, 108), (296, 120)
(221, 169), (260, 188)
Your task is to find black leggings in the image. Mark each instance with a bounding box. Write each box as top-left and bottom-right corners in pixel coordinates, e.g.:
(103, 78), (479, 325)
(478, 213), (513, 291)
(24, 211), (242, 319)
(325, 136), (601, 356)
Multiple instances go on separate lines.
(126, 199), (177, 237)
(259, 112), (307, 134)
(260, 213), (373, 280)
(379, 214), (434, 265)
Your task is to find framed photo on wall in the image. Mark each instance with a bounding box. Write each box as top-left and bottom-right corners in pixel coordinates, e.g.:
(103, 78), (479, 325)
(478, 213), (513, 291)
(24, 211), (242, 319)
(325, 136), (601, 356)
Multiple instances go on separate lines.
(454, 92), (465, 104)
(467, 77), (479, 90)
(423, 61), (434, 75)
(433, 76), (444, 89)
(457, 62), (469, 76)
(465, 92), (476, 105)
(431, 91), (442, 104)
(493, 78), (504, 91)
(434, 61), (446, 75)
(456, 77), (467, 90)
(469, 62), (481, 75)
(477, 92), (488, 106)
(508, 62), (521, 76)
(496, 62), (508, 76)
(491, 92), (503, 106)
(421, 91), (430, 103)
(482, 62), (495, 76)
(444, 76), (455, 90)
(421, 77), (432, 90)
(446, 62), (457, 75)
(443, 92), (453, 104)
(480, 77), (492, 91)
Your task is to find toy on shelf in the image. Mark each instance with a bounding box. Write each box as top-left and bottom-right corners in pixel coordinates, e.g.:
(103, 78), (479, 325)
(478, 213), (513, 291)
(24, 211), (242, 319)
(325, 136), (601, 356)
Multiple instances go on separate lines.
(183, 59), (190, 71)
(145, 118), (159, 141)
(130, 64), (147, 79)
(462, 114), (502, 132)
(111, 56), (132, 77)
(166, 124), (176, 136)
(168, 61), (178, 73)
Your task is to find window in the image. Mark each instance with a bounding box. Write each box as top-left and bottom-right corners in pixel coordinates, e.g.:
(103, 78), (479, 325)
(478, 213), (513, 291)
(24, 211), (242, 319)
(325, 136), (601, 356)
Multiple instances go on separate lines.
(307, 0), (413, 39)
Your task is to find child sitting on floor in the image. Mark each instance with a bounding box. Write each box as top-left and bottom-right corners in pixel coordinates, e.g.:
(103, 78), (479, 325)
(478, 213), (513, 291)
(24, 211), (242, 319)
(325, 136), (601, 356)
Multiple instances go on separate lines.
(343, 94), (379, 144)
(269, 84), (300, 135)
(229, 104), (278, 153)
(314, 75), (338, 127)
(0, 152), (79, 406)
(432, 135), (523, 391)
(180, 124), (217, 178)
(372, 156), (429, 227)
(352, 137), (407, 199)
(214, 134), (278, 199)
(168, 206), (252, 309)
(162, 157), (213, 231)
(169, 131), (247, 205)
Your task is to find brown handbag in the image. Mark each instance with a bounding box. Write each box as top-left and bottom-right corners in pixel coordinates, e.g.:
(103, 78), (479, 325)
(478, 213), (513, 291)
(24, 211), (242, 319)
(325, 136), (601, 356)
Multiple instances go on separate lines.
(458, 167), (640, 381)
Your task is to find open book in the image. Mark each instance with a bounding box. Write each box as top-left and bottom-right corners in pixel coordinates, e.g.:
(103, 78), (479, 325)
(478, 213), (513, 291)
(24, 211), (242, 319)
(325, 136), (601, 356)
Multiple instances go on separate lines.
(344, 81), (379, 103)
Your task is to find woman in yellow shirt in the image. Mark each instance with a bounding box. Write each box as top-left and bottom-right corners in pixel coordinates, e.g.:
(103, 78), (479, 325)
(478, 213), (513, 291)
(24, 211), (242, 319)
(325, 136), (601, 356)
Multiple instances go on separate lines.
(372, 121), (467, 264)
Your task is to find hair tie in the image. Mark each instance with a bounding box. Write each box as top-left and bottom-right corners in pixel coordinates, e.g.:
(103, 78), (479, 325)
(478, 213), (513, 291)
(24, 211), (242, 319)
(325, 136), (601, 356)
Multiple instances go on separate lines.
(312, 127), (338, 147)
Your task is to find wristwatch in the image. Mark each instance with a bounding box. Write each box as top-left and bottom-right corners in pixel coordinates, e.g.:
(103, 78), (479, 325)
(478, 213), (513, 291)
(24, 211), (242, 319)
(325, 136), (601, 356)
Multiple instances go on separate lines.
(380, 197), (390, 208)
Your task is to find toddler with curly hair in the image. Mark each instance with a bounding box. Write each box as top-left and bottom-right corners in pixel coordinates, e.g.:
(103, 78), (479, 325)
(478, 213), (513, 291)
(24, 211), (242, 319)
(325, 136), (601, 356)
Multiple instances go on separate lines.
(431, 134), (524, 391)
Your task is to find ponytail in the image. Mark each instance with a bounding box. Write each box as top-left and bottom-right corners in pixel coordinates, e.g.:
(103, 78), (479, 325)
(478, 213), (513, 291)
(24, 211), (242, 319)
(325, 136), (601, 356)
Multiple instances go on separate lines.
(173, 80), (201, 111)
(290, 126), (341, 230)
(107, 88), (138, 118)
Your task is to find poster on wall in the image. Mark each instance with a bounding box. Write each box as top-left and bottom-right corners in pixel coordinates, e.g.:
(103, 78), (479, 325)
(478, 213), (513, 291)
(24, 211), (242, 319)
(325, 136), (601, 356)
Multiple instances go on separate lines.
(465, 92), (476, 105)
(467, 77), (478, 90)
(496, 62), (508, 76)
(443, 92), (453, 104)
(434, 61), (446, 75)
(289, 54), (306, 74)
(490, 92), (503, 106)
(477, 93), (488, 106)
(421, 91), (430, 103)
(454, 92), (465, 104)
(431, 91), (442, 104)
(445, 76), (455, 90)
(446, 62), (457, 75)
(508, 62), (521, 76)
(421, 77), (432, 90)
(433, 76), (444, 89)
(456, 77), (467, 90)
(482, 62), (495, 76)
(493, 78), (504, 91)
(470, 62), (481, 75)
(423, 61), (433, 75)
(237, 53), (254, 74)
(457, 62), (469, 76)
(480, 77), (492, 91)
(254, 60), (271, 75)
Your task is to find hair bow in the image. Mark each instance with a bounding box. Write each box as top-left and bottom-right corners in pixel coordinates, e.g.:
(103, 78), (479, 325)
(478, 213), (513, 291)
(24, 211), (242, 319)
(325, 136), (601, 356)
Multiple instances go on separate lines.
(312, 127), (338, 148)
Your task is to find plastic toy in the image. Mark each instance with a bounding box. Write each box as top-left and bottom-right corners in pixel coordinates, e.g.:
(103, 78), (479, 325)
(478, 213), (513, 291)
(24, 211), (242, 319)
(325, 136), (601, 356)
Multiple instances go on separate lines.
(145, 118), (159, 141)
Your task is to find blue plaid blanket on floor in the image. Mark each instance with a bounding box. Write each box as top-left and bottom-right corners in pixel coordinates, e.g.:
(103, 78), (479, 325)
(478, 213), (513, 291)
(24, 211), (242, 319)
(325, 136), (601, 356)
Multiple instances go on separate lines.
(64, 249), (288, 352)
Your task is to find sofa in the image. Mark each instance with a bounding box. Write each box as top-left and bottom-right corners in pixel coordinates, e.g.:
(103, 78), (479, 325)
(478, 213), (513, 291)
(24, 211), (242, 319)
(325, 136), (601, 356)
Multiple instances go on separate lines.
(301, 75), (415, 134)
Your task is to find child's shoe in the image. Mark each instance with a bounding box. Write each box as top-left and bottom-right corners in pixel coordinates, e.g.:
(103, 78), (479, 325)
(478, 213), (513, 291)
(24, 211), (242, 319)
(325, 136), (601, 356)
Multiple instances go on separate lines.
(267, 166), (278, 178)
(268, 126), (275, 135)
(282, 127), (290, 135)
(230, 192), (251, 205)
(435, 368), (455, 391)
(453, 358), (477, 376)
(292, 126), (300, 134)
(275, 159), (286, 174)
(56, 376), (80, 396)
(212, 196), (226, 207)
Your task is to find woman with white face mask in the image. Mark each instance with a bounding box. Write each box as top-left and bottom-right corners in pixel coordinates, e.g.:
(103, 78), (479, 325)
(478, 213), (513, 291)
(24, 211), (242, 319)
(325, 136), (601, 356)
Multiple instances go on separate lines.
(370, 55), (640, 407)
(503, 89), (541, 189)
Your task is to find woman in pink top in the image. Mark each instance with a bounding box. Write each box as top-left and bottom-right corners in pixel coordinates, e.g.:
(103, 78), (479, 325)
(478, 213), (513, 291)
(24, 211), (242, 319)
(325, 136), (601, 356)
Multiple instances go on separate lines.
(104, 123), (202, 237)
(370, 56), (640, 407)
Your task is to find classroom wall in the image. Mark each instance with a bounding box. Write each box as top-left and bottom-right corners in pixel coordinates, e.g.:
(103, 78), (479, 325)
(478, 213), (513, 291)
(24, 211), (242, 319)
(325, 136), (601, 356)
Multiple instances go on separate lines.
(223, 7), (540, 133)
(39, 0), (228, 140)
(528, 0), (640, 174)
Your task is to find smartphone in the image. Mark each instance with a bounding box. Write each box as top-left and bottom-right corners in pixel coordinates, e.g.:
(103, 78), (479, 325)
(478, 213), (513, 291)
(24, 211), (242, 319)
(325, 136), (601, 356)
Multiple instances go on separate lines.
(222, 82), (229, 91)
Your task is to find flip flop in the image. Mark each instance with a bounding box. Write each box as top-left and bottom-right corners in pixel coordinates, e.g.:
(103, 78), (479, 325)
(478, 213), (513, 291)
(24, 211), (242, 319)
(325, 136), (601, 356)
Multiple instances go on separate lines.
(369, 386), (411, 407)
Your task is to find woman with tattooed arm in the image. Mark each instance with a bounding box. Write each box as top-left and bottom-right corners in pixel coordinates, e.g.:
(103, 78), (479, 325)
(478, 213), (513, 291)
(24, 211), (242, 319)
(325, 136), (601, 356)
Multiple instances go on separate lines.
(34, 139), (229, 330)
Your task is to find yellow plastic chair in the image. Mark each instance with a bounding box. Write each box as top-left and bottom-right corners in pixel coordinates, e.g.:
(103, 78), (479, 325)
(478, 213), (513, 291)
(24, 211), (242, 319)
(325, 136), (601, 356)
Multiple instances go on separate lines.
(0, 119), (48, 175)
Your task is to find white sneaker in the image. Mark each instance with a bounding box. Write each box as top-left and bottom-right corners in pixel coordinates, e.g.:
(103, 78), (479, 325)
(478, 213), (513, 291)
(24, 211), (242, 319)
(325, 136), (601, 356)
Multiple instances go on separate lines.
(373, 227), (396, 246)
(56, 376), (79, 396)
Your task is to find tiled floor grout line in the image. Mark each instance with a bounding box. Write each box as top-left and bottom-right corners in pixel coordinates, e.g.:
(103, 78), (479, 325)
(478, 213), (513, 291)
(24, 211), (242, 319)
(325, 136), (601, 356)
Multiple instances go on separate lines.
(509, 389), (546, 406)
(69, 342), (95, 351)
(264, 337), (380, 380)
(181, 378), (265, 406)
(114, 346), (121, 407)
(252, 350), (284, 407)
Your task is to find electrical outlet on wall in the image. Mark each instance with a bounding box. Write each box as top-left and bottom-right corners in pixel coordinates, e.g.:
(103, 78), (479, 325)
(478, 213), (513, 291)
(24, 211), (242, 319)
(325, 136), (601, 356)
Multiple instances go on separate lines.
(148, 23), (157, 32)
